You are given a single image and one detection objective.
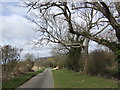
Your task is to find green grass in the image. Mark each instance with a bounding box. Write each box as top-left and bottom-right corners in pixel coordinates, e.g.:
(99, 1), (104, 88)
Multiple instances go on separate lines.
(2, 68), (45, 89)
(52, 69), (118, 88)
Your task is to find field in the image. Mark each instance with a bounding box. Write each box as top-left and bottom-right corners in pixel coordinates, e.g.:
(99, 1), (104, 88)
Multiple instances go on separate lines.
(52, 69), (118, 88)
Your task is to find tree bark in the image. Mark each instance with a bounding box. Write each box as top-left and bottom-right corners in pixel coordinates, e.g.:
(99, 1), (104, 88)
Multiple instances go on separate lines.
(83, 38), (90, 74)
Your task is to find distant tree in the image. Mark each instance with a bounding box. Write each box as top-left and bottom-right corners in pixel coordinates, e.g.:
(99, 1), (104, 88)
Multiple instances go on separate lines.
(24, 53), (34, 61)
(1, 45), (22, 70)
(51, 46), (67, 68)
(24, 53), (34, 71)
(1, 45), (23, 81)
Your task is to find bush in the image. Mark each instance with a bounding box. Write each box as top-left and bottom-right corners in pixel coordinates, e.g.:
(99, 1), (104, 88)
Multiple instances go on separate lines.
(2, 61), (19, 81)
(66, 47), (82, 72)
(88, 50), (116, 76)
(2, 60), (34, 82)
(18, 60), (34, 73)
(106, 64), (119, 79)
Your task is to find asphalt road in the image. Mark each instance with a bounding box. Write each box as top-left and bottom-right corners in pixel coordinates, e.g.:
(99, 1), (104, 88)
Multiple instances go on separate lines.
(17, 68), (54, 88)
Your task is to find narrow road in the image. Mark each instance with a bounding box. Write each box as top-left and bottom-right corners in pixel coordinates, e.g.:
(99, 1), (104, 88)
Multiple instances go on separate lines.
(17, 68), (54, 88)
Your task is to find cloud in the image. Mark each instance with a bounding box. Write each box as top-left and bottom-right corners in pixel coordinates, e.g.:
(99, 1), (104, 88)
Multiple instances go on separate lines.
(0, 0), (21, 3)
(0, 1), (52, 58)
(1, 1), (30, 17)
(0, 14), (52, 57)
(0, 5), (52, 58)
(89, 41), (98, 52)
(6, 3), (28, 16)
(1, 15), (35, 42)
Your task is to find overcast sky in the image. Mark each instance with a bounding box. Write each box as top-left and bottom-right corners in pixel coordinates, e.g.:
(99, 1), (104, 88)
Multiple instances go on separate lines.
(0, 0), (100, 59)
(0, 0), (53, 59)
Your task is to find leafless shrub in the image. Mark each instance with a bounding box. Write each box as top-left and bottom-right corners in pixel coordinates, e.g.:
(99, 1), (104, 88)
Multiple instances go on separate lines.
(88, 50), (116, 76)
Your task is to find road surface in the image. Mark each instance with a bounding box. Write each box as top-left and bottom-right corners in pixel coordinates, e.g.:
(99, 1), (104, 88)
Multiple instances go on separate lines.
(17, 68), (54, 88)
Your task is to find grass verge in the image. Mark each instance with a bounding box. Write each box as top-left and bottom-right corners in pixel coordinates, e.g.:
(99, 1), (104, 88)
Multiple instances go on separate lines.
(52, 69), (118, 88)
(2, 68), (45, 89)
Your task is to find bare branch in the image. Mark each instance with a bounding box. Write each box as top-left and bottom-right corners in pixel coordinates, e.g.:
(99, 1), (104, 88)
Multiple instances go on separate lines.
(93, 24), (109, 36)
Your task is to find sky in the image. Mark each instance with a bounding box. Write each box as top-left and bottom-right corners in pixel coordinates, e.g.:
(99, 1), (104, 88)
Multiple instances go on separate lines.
(0, 0), (53, 59)
(0, 0), (100, 59)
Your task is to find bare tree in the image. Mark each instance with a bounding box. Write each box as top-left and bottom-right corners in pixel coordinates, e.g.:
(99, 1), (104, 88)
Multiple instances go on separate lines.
(1, 45), (21, 66)
(24, 53), (34, 71)
(24, 53), (34, 61)
(72, 1), (120, 41)
(1, 45), (23, 81)
(23, 0), (120, 78)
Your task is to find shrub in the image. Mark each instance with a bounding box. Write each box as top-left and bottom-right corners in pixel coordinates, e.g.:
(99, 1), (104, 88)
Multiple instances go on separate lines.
(2, 60), (34, 82)
(18, 60), (34, 73)
(88, 50), (116, 76)
(106, 64), (118, 79)
(66, 47), (82, 72)
(2, 61), (19, 81)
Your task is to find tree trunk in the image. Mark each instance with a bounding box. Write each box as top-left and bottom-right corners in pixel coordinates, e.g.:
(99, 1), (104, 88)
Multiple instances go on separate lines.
(83, 38), (90, 74)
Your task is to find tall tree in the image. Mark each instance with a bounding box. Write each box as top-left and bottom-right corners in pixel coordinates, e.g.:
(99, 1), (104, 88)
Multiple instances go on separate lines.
(24, 0), (120, 78)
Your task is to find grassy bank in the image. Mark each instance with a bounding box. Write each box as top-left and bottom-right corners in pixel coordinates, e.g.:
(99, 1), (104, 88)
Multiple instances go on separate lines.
(2, 68), (45, 89)
(52, 69), (118, 88)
